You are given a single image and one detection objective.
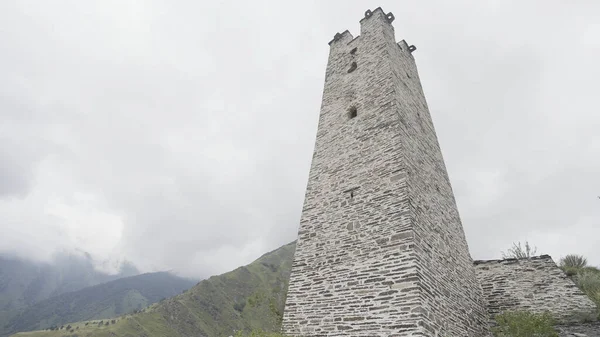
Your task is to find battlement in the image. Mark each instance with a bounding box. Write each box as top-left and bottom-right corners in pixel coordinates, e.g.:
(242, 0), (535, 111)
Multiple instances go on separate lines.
(328, 30), (353, 46)
(328, 8), (416, 56)
(328, 7), (394, 46)
(359, 7), (395, 25)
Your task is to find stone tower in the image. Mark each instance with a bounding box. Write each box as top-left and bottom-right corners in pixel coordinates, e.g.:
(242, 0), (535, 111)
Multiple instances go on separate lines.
(282, 8), (490, 337)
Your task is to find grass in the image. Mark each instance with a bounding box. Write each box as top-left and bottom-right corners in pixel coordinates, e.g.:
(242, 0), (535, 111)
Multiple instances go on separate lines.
(557, 256), (600, 321)
(492, 311), (558, 337)
(559, 262), (600, 309)
(575, 268), (600, 308)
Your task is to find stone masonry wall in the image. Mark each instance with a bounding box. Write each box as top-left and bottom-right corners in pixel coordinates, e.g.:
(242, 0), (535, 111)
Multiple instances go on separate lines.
(282, 8), (490, 336)
(474, 255), (598, 325)
(557, 322), (600, 337)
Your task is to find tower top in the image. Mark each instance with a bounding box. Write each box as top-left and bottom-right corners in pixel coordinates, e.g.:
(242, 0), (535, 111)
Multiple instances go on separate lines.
(361, 7), (395, 24)
(328, 7), (395, 45)
(328, 7), (416, 53)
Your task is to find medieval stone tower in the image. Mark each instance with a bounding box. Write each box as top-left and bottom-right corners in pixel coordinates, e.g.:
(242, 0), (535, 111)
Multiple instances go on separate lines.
(282, 8), (491, 337)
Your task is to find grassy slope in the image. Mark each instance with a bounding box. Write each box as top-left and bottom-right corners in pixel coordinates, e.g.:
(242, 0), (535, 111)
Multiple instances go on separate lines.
(12, 242), (296, 337)
(563, 265), (600, 310)
(4, 272), (195, 335)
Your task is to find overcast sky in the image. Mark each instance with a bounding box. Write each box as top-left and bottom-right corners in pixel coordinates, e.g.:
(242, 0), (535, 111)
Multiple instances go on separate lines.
(1, 0), (599, 278)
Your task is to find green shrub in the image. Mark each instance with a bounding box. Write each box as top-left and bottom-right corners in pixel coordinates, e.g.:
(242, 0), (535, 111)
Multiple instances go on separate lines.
(561, 266), (580, 277)
(560, 255), (588, 269)
(492, 311), (558, 337)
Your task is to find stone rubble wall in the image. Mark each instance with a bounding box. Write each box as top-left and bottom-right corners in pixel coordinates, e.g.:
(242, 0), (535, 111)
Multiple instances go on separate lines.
(557, 322), (600, 337)
(474, 255), (598, 325)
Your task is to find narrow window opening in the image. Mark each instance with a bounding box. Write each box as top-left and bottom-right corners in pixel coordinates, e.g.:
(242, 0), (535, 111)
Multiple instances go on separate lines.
(348, 106), (357, 119)
(347, 61), (357, 73)
(350, 47), (357, 55)
(350, 191), (354, 199)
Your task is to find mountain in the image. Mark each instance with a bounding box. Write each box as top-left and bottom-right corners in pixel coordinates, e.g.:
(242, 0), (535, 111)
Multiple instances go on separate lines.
(3, 272), (195, 336)
(0, 254), (139, 313)
(11, 242), (296, 337)
(0, 254), (139, 334)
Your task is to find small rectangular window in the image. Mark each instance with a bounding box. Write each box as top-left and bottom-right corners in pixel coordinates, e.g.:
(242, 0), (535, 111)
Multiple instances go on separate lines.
(347, 62), (357, 73)
(348, 107), (357, 119)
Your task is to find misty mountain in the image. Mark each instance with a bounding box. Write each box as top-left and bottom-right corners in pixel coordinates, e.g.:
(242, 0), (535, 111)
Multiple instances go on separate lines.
(0, 253), (138, 312)
(0, 253), (138, 333)
(3, 272), (196, 336)
(9, 242), (296, 337)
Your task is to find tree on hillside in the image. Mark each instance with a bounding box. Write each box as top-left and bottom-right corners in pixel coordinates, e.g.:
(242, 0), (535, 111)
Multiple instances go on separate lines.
(501, 241), (537, 259)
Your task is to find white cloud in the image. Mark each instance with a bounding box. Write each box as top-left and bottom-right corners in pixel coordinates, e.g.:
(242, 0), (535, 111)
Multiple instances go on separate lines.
(1, 0), (599, 278)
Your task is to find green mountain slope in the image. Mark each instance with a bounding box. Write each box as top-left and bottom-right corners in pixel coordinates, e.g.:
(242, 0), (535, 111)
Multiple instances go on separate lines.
(0, 254), (138, 335)
(12, 242), (296, 337)
(4, 272), (196, 336)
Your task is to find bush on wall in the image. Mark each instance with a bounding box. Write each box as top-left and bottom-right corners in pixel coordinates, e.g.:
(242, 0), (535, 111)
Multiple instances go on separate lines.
(492, 310), (558, 337)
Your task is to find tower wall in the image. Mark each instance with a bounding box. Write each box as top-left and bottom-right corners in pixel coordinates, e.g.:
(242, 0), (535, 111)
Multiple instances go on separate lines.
(282, 8), (490, 336)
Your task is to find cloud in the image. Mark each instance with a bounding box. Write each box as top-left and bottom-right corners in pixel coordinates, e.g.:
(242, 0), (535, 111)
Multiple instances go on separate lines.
(0, 0), (599, 278)
(0, 141), (34, 199)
